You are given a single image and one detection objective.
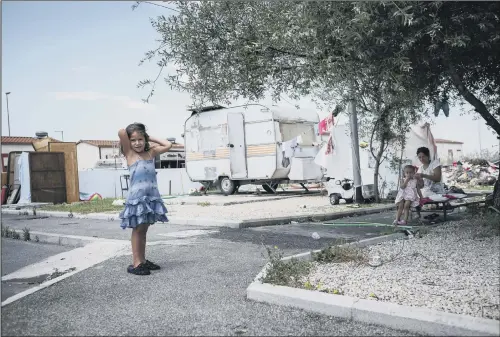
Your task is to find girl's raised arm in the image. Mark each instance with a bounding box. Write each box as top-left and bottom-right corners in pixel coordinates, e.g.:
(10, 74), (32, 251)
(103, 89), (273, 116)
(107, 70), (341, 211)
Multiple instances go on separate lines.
(118, 129), (132, 157)
(149, 136), (173, 156)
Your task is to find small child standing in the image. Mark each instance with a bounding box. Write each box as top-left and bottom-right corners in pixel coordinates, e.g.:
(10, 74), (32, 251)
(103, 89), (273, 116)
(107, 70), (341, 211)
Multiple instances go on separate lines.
(118, 123), (172, 276)
(394, 165), (423, 226)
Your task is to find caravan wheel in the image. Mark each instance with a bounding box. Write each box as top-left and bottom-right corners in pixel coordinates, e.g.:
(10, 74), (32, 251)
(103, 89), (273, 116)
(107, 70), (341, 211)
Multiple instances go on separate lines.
(220, 177), (237, 195)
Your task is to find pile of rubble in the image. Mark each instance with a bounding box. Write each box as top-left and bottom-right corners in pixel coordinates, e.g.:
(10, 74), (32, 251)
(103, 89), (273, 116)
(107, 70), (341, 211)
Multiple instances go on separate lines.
(443, 159), (499, 188)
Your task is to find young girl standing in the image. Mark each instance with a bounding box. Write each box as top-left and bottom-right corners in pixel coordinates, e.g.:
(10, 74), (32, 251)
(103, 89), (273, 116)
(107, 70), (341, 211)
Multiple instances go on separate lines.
(118, 123), (172, 276)
(394, 165), (423, 226)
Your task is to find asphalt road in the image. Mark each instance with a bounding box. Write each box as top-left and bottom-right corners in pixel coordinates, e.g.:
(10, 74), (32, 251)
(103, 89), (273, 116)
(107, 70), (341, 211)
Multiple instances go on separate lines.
(1, 238), (73, 302)
(1, 215), (421, 336)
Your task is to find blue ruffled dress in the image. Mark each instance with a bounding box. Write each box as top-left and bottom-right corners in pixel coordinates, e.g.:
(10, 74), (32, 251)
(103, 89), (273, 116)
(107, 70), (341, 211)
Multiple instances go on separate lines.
(119, 159), (168, 229)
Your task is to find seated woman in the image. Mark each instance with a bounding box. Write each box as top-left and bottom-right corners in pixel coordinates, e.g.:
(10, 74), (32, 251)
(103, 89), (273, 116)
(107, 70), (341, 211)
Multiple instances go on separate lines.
(414, 146), (445, 196)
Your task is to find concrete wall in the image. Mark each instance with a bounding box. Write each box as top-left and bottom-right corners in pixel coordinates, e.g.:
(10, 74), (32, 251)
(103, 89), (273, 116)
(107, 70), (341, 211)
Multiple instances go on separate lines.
(436, 142), (463, 166)
(78, 168), (202, 199)
(77, 143), (99, 170)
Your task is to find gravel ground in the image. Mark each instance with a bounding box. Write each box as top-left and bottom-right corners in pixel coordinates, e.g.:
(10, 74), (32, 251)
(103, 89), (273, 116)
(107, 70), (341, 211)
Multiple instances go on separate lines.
(306, 216), (500, 320)
(163, 196), (384, 220)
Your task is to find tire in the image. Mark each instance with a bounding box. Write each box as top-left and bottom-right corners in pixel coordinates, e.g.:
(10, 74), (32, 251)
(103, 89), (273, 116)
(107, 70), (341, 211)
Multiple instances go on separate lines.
(220, 177), (236, 195)
(262, 183), (279, 194)
(330, 194), (340, 205)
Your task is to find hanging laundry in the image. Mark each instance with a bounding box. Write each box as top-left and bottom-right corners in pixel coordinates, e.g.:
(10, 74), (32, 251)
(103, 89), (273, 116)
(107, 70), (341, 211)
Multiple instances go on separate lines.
(282, 137), (298, 158)
(314, 134), (335, 168)
(325, 134), (334, 155)
(314, 143), (327, 168)
(318, 115), (334, 135)
(318, 119), (327, 135)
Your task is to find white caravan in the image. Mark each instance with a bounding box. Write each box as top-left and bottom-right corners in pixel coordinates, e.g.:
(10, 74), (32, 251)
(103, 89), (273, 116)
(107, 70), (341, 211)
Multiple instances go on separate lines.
(183, 104), (324, 195)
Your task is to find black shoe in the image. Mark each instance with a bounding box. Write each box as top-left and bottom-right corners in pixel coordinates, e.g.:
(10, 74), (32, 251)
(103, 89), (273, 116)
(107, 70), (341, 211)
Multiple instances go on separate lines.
(127, 263), (151, 275)
(143, 260), (161, 270)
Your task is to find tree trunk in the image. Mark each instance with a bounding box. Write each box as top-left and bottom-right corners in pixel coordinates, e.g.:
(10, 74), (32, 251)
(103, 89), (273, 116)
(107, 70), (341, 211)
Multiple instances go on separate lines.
(374, 160), (381, 203)
(493, 168), (500, 210)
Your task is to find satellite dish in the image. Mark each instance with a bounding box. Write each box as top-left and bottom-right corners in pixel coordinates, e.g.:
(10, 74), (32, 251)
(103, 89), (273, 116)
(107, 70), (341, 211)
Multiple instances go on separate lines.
(35, 131), (48, 139)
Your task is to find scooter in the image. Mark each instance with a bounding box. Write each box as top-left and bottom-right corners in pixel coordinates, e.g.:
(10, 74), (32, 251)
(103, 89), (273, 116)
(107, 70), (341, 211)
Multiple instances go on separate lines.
(327, 178), (375, 205)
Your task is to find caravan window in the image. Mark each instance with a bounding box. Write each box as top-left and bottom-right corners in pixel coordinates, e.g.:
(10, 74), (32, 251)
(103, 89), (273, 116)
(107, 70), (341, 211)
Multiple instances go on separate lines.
(280, 123), (315, 145)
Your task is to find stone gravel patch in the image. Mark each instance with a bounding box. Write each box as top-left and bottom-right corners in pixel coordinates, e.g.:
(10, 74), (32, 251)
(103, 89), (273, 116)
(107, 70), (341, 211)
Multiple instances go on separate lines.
(305, 216), (500, 320)
(163, 195), (384, 221)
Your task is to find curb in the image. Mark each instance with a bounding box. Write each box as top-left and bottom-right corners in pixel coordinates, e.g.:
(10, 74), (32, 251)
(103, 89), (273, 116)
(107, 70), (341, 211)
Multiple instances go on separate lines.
(238, 205), (396, 228)
(6, 229), (128, 248)
(1, 209), (242, 228)
(247, 234), (499, 336)
(1, 209), (119, 221)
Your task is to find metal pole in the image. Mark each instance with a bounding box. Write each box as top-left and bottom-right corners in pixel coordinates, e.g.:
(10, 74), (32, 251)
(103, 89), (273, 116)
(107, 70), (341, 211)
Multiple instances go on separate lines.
(55, 130), (64, 141)
(5, 92), (11, 136)
(348, 87), (364, 203)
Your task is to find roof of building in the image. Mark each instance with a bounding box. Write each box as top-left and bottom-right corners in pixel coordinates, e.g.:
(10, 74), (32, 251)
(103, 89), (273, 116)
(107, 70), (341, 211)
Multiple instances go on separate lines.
(435, 138), (464, 145)
(1, 136), (61, 144)
(77, 140), (120, 147)
(77, 140), (184, 149)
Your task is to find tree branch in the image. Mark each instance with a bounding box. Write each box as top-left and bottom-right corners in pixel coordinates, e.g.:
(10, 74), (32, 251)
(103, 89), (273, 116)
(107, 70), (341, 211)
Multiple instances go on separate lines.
(139, 1), (180, 12)
(447, 63), (500, 134)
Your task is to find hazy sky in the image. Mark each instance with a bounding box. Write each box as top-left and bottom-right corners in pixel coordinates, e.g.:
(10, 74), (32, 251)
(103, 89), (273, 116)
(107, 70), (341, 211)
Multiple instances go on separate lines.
(2, 1), (499, 156)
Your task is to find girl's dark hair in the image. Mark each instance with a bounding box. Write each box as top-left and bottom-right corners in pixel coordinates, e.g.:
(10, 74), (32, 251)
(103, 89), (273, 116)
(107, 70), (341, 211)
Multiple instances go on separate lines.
(417, 147), (430, 158)
(404, 164), (416, 172)
(120, 122), (150, 155)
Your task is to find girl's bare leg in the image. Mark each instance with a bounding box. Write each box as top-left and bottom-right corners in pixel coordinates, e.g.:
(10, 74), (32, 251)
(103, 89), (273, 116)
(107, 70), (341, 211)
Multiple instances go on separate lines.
(141, 224), (150, 261)
(131, 224), (149, 267)
(396, 202), (404, 222)
(403, 200), (412, 222)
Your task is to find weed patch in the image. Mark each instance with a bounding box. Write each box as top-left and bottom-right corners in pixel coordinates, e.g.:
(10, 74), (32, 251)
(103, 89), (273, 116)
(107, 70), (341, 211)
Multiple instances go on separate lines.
(313, 239), (368, 264)
(1, 225), (20, 239)
(41, 199), (123, 214)
(260, 246), (312, 287)
(46, 267), (77, 281)
(22, 227), (31, 241)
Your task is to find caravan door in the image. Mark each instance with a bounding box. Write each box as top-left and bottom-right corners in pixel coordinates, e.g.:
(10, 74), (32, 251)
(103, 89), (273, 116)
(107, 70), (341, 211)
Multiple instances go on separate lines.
(227, 113), (248, 178)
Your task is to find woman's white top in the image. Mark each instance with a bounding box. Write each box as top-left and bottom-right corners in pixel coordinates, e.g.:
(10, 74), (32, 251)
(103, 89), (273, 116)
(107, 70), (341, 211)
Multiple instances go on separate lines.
(417, 159), (445, 194)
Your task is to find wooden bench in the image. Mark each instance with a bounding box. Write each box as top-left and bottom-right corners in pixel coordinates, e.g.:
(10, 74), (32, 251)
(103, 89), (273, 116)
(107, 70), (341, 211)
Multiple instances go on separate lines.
(411, 198), (485, 222)
(410, 200), (454, 221)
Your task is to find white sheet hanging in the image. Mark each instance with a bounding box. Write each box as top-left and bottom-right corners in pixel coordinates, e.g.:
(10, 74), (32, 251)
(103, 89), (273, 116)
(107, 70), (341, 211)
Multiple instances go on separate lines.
(282, 137), (298, 158)
(17, 152), (32, 204)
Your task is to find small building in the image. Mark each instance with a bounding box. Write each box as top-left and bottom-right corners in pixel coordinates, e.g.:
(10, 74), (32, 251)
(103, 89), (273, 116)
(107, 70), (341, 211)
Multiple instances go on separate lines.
(76, 139), (185, 170)
(435, 138), (464, 166)
(1, 136), (60, 171)
(76, 140), (123, 170)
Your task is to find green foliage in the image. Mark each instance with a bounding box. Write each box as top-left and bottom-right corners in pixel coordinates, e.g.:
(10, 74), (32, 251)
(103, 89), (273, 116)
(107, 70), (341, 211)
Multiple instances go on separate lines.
(260, 246), (312, 287)
(140, 1), (498, 130)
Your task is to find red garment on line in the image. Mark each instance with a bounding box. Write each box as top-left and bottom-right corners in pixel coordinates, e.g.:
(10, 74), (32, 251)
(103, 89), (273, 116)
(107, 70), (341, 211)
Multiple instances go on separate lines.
(319, 115), (334, 135)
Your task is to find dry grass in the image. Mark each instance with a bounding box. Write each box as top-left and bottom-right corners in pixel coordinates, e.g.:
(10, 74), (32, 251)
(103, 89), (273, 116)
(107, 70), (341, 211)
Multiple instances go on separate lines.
(313, 238), (369, 264)
(40, 199), (123, 214)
